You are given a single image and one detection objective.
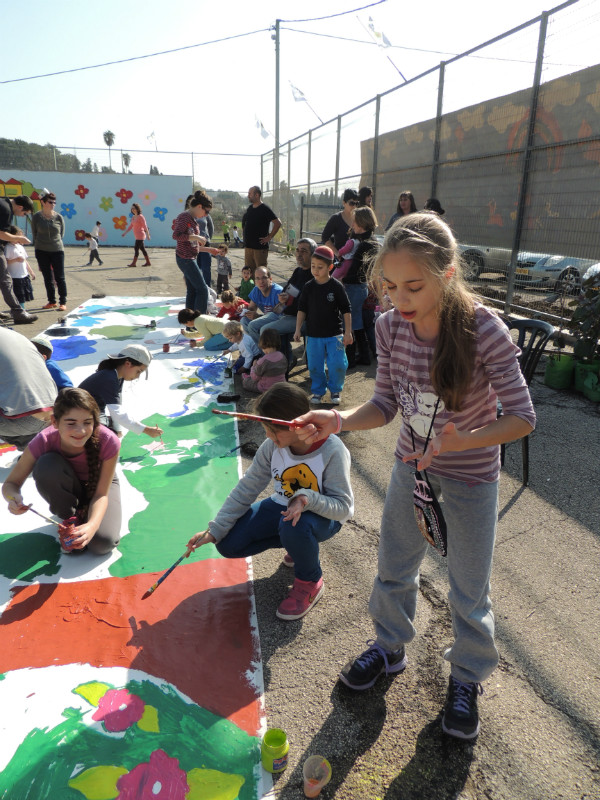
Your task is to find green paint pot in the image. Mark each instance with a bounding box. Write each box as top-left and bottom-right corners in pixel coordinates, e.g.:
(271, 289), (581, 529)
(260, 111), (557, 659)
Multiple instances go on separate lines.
(574, 359), (600, 392)
(261, 728), (289, 773)
(544, 353), (574, 390)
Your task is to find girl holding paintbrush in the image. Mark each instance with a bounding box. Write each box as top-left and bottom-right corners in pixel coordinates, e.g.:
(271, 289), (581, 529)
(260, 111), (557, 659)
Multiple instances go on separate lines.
(2, 388), (121, 554)
(187, 383), (354, 620)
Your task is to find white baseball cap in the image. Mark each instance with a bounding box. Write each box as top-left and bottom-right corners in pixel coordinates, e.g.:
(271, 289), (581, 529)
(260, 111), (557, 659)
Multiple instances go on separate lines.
(31, 334), (53, 354)
(107, 344), (152, 367)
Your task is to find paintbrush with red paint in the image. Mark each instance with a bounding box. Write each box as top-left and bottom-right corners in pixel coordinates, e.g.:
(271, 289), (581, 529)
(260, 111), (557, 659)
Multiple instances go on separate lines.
(211, 409), (304, 428)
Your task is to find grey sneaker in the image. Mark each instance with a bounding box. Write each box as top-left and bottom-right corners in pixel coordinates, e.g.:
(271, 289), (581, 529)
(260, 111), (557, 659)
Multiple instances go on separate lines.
(0, 311), (11, 321)
(12, 309), (38, 324)
(442, 676), (483, 739)
(310, 395), (323, 404)
(330, 393), (341, 405)
(339, 640), (407, 690)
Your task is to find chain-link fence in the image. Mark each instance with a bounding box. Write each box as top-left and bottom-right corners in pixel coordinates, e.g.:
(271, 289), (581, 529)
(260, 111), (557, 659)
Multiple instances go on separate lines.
(262, 0), (600, 324)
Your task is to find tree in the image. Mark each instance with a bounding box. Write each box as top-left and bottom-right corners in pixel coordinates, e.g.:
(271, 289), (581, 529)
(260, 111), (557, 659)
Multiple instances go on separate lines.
(122, 152), (131, 173)
(103, 130), (115, 170)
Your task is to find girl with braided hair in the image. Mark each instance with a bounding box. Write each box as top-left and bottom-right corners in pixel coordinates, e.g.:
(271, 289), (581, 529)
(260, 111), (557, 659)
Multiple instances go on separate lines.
(3, 388), (122, 554)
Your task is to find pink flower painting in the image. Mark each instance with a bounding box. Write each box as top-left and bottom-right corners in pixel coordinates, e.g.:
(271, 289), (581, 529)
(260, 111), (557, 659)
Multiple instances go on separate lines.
(116, 749), (189, 799)
(138, 189), (157, 206)
(92, 688), (144, 732)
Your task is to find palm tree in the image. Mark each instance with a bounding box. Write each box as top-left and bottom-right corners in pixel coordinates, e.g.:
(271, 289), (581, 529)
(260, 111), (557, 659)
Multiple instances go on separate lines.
(122, 152), (131, 173)
(103, 130), (115, 171)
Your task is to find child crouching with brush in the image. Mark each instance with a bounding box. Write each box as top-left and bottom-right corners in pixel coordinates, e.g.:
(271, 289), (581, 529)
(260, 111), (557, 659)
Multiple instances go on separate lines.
(186, 383), (353, 620)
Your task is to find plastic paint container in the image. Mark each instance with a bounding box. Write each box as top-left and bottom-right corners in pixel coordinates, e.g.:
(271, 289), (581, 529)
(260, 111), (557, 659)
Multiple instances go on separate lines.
(189, 339), (197, 348)
(302, 755), (332, 797)
(261, 728), (289, 773)
(163, 343), (170, 353)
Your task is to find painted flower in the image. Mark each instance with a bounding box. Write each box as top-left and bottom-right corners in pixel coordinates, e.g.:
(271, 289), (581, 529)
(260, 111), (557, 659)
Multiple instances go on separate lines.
(153, 207), (168, 222)
(138, 189), (157, 206)
(61, 202), (76, 219)
(92, 688), (144, 732)
(113, 215), (128, 230)
(74, 184), (89, 199)
(116, 188), (134, 204)
(75, 229), (87, 241)
(116, 749), (189, 799)
(100, 196), (114, 212)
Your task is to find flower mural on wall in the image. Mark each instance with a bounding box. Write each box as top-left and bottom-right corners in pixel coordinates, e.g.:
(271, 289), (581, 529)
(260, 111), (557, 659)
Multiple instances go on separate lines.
(61, 202), (76, 219)
(138, 189), (157, 206)
(113, 215), (128, 230)
(100, 197), (113, 212)
(153, 207), (168, 222)
(115, 188), (133, 204)
(75, 230), (87, 241)
(74, 184), (89, 200)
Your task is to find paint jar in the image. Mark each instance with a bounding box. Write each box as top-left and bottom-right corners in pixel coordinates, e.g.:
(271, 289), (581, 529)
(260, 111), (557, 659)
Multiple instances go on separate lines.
(261, 728), (289, 773)
(163, 343), (170, 353)
(189, 339), (197, 348)
(302, 756), (332, 798)
(59, 516), (78, 552)
(150, 320), (156, 328)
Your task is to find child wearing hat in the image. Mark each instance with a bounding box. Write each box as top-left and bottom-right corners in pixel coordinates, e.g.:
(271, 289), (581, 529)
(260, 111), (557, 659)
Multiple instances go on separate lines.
(31, 334), (73, 390)
(294, 245), (353, 405)
(79, 344), (163, 439)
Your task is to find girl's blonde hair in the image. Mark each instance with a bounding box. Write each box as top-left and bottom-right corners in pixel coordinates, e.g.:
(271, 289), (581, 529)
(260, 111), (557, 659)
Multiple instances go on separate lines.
(369, 212), (477, 411)
(223, 320), (243, 338)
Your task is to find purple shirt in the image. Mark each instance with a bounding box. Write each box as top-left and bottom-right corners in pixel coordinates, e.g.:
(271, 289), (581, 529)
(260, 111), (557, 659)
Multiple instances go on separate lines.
(28, 424), (120, 483)
(370, 303), (536, 483)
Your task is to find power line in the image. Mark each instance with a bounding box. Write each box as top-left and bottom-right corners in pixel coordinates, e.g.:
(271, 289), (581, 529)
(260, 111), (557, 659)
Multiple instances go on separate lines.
(0, 29), (268, 85)
(279, 0), (387, 24)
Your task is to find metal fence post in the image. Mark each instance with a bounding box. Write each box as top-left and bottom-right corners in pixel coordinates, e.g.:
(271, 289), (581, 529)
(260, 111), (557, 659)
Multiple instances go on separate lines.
(431, 62), (446, 199)
(334, 115), (341, 202)
(372, 95), (381, 204)
(287, 140), (291, 243)
(504, 12), (549, 315)
(307, 130), (312, 239)
(260, 153), (264, 194)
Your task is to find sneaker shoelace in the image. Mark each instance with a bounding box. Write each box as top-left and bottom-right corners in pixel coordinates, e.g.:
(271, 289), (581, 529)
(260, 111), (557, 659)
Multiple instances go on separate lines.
(450, 677), (483, 714)
(356, 640), (393, 673)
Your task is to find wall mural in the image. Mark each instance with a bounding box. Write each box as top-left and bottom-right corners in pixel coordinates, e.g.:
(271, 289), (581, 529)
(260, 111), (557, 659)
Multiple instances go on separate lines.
(0, 296), (269, 800)
(0, 173), (191, 248)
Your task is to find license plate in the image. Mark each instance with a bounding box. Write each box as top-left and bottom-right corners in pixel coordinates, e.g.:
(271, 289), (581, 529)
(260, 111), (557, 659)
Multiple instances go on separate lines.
(515, 268), (529, 275)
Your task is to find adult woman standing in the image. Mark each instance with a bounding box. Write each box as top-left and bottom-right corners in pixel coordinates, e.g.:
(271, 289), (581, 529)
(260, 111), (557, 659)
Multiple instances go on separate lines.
(358, 186), (373, 207)
(122, 203), (151, 267)
(31, 191), (67, 311)
(320, 188), (359, 256)
(172, 190), (218, 314)
(385, 190), (417, 232)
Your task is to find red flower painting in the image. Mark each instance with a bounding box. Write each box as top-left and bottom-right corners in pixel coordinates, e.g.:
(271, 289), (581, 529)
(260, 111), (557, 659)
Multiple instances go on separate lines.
(75, 184), (89, 199)
(116, 749), (189, 799)
(113, 215), (127, 230)
(92, 688), (145, 732)
(116, 188), (133, 204)
(75, 229), (87, 241)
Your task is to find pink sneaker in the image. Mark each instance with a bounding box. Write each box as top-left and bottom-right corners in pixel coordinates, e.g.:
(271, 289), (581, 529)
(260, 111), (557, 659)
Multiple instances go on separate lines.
(276, 577), (324, 620)
(282, 551), (295, 567)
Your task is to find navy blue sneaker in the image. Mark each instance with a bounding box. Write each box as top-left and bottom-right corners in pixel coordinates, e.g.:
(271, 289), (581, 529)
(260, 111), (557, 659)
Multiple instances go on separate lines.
(442, 676), (483, 739)
(339, 640), (407, 690)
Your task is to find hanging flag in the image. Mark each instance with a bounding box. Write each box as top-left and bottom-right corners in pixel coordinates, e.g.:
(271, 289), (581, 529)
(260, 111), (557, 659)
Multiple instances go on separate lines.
(368, 16), (392, 47)
(147, 132), (155, 142)
(254, 116), (270, 140)
(290, 82), (307, 103)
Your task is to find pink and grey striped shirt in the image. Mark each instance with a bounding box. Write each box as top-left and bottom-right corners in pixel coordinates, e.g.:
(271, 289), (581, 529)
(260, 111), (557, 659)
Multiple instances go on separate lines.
(172, 211), (200, 259)
(369, 303), (536, 483)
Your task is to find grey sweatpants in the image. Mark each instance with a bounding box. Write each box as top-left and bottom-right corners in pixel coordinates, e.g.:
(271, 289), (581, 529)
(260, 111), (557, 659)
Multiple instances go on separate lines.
(32, 452), (122, 555)
(369, 459), (499, 684)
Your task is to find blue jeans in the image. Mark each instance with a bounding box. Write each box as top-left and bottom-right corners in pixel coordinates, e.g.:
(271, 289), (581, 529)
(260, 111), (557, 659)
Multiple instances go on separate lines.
(197, 251), (212, 288)
(343, 282), (368, 330)
(203, 333), (228, 350)
(306, 335), (348, 396)
(176, 254), (208, 313)
(216, 497), (341, 582)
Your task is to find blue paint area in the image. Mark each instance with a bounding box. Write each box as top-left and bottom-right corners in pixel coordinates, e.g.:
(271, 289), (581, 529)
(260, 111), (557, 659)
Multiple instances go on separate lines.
(71, 315), (105, 327)
(167, 404), (190, 418)
(78, 305), (111, 314)
(51, 336), (98, 361)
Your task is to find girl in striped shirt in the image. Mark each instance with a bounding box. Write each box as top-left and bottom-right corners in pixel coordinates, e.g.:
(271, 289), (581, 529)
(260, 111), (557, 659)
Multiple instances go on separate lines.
(294, 212), (535, 741)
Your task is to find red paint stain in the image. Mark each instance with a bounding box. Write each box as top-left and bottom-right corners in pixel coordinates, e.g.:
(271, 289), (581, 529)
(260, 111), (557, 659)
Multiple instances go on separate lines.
(0, 559), (260, 735)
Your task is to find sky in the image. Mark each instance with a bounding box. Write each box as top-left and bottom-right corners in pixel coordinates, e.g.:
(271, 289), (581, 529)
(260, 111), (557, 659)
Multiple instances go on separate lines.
(1, 0), (595, 193)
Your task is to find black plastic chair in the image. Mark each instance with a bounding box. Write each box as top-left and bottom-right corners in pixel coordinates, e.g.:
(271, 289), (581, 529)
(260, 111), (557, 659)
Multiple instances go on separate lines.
(499, 317), (554, 486)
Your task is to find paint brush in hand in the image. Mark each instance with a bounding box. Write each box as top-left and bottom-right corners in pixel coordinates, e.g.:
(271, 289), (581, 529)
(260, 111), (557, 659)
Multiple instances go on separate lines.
(142, 548), (193, 599)
(212, 409), (304, 428)
(6, 497), (60, 528)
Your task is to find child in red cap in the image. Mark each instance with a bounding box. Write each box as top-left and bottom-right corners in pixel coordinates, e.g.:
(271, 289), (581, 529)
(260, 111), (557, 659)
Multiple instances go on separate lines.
(294, 245), (353, 405)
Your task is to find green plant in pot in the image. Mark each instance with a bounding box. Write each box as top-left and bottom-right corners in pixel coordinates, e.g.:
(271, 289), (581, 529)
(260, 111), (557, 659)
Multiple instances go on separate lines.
(544, 292), (575, 390)
(568, 269), (600, 392)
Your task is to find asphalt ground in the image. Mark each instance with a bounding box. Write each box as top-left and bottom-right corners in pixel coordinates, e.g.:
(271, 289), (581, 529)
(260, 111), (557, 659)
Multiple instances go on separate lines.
(4, 243), (600, 800)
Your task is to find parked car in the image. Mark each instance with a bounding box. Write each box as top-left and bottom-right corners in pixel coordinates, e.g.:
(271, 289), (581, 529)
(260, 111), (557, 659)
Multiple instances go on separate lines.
(514, 254), (597, 294)
(458, 244), (511, 279)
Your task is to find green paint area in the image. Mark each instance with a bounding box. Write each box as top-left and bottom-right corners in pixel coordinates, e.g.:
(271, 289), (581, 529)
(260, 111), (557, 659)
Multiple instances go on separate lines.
(122, 304), (170, 318)
(0, 678), (259, 800)
(89, 324), (148, 341)
(0, 532), (61, 581)
(111, 408), (241, 578)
